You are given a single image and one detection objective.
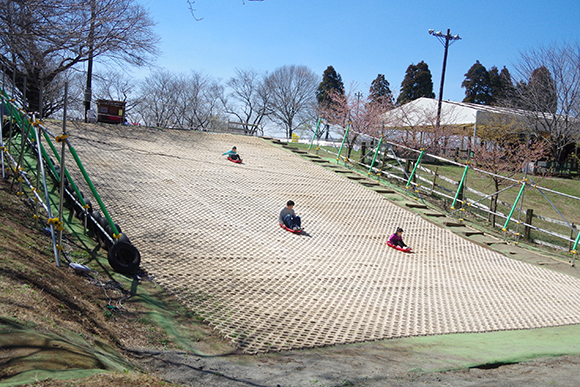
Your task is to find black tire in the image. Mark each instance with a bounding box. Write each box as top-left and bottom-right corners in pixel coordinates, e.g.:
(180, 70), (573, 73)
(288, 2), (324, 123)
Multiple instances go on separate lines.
(103, 223), (123, 251)
(64, 187), (74, 208)
(105, 223), (122, 237)
(105, 223), (130, 242)
(76, 199), (92, 220)
(97, 216), (110, 250)
(87, 211), (101, 237)
(108, 241), (141, 274)
(53, 166), (69, 187)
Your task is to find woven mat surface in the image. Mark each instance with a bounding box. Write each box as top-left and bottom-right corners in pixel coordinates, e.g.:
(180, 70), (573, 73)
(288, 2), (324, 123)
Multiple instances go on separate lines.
(62, 123), (580, 353)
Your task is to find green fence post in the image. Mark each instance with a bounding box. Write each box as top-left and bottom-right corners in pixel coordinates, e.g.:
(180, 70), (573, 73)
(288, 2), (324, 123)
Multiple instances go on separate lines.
(41, 132), (86, 208)
(502, 181), (526, 232)
(336, 124), (350, 163)
(368, 137), (383, 176)
(451, 164), (470, 209)
(572, 230), (580, 254)
(308, 118), (321, 150)
(66, 143), (120, 237)
(405, 150), (424, 189)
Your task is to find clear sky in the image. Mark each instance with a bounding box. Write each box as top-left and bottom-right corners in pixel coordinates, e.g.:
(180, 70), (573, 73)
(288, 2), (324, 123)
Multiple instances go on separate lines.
(133, 0), (580, 103)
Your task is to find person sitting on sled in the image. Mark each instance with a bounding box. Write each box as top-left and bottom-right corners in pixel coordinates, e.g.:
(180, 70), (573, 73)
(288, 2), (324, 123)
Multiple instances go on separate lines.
(223, 146), (241, 161)
(279, 200), (302, 231)
(389, 227), (409, 249)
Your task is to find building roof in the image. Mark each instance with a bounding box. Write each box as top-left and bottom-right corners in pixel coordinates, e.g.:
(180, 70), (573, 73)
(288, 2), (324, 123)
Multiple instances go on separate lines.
(383, 97), (570, 129)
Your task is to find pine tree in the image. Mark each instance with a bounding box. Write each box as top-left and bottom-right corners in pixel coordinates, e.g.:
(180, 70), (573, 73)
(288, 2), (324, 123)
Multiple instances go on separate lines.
(515, 66), (558, 114)
(488, 66), (515, 105)
(528, 66), (558, 113)
(368, 74), (393, 106)
(316, 66), (345, 108)
(397, 61), (435, 105)
(462, 60), (492, 104)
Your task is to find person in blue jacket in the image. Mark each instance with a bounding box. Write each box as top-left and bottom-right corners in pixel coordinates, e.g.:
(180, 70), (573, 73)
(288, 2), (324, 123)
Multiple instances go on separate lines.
(223, 146), (241, 161)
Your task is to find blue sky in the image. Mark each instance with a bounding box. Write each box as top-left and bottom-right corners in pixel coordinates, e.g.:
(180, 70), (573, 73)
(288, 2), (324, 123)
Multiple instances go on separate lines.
(133, 0), (580, 102)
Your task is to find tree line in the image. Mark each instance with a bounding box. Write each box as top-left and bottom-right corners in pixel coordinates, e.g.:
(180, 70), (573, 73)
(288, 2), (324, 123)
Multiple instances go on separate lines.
(0, 0), (577, 163)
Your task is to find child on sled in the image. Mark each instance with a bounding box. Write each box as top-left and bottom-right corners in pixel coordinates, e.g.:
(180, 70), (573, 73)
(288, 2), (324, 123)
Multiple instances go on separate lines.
(388, 227), (410, 249)
(279, 200), (302, 231)
(223, 146), (242, 161)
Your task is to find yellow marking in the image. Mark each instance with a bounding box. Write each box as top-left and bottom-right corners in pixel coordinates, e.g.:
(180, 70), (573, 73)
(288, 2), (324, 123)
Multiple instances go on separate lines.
(55, 134), (69, 142)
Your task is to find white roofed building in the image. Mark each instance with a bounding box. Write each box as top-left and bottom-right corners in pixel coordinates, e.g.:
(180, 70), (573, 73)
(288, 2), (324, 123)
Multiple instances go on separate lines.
(382, 98), (579, 159)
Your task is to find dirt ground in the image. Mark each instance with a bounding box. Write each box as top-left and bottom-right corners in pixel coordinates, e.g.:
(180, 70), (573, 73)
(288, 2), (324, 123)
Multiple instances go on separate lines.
(2, 138), (580, 386)
(136, 348), (580, 387)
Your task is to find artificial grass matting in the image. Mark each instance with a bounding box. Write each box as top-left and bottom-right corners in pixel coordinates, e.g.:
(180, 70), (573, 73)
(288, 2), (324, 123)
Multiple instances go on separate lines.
(376, 324), (580, 372)
(4, 132), (580, 381)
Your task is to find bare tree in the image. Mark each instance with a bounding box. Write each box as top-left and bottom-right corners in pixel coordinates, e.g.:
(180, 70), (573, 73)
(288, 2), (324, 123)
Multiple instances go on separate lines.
(470, 115), (549, 227)
(514, 43), (580, 162)
(186, 0), (264, 20)
(266, 65), (319, 138)
(137, 70), (181, 128)
(136, 69), (226, 130)
(0, 0), (159, 115)
(321, 85), (394, 157)
(182, 71), (226, 130)
(92, 71), (139, 122)
(223, 69), (272, 135)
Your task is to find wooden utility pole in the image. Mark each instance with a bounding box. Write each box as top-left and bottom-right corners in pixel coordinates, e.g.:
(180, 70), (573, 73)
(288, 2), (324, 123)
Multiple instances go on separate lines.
(84, 0), (96, 122)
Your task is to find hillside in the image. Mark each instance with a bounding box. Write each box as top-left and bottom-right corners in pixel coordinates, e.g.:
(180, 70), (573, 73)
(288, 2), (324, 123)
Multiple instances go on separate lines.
(3, 121), (580, 387)
(0, 176), (232, 386)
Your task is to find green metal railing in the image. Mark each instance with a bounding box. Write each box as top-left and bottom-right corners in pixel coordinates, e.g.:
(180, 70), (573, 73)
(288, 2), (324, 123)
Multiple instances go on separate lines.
(0, 87), (121, 265)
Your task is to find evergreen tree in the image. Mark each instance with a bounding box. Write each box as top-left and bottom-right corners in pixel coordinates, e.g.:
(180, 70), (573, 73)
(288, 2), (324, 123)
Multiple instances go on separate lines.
(528, 66), (558, 113)
(515, 66), (558, 113)
(488, 66), (516, 105)
(316, 66), (345, 108)
(368, 74), (393, 106)
(397, 61), (435, 105)
(462, 60), (492, 104)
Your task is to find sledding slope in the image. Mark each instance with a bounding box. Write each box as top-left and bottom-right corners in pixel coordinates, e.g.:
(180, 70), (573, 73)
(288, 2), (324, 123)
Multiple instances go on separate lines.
(62, 122), (580, 353)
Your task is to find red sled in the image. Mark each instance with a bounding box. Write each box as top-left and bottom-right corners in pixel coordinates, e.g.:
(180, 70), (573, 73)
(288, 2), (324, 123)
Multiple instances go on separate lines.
(387, 241), (412, 253)
(279, 222), (302, 234)
(227, 156), (242, 164)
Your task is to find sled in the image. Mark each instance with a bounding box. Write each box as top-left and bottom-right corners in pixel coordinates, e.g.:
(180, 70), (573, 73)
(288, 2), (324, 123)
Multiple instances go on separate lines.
(387, 241), (412, 253)
(227, 156), (242, 164)
(279, 222), (303, 234)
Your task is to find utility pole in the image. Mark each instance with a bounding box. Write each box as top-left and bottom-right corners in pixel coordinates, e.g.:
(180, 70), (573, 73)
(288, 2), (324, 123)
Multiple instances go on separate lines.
(429, 29), (461, 127)
(354, 91), (363, 122)
(84, 0), (96, 122)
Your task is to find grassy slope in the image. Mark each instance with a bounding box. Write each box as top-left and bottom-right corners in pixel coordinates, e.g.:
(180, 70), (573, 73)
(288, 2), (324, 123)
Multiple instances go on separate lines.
(0, 176), (233, 386)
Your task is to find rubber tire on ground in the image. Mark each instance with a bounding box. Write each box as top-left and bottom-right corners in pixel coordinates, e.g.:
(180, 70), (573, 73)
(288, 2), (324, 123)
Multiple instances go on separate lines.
(97, 216), (110, 250)
(76, 199), (92, 220)
(108, 241), (141, 274)
(87, 211), (102, 237)
(53, 166), (69, 187)
(102, 223), (124, 251)
(64, 187), (74, 209)
(106, 224), (130, 244)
